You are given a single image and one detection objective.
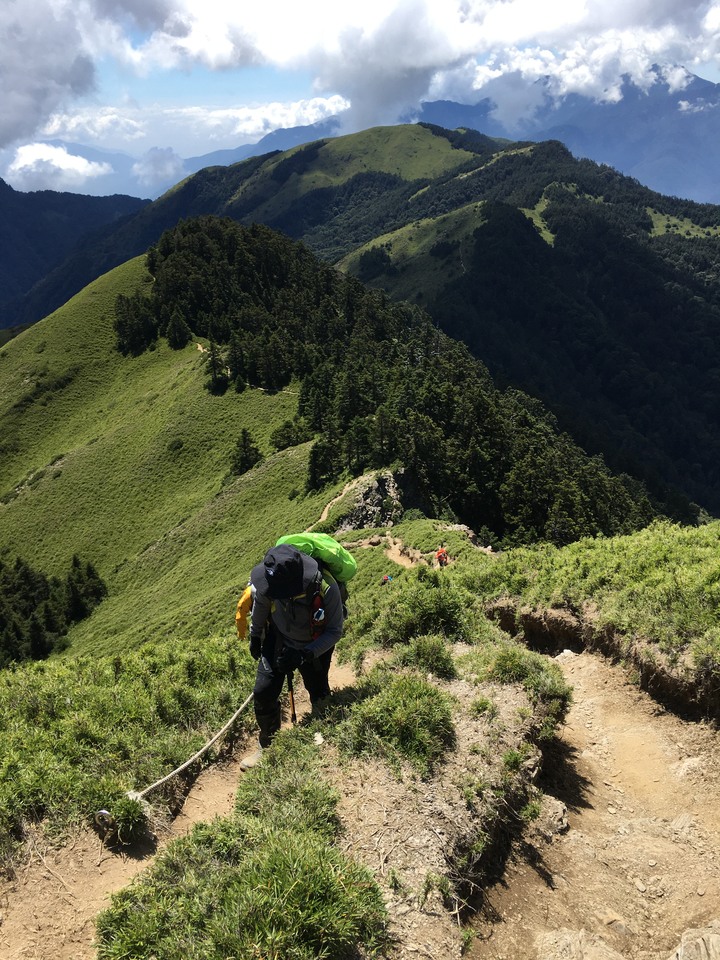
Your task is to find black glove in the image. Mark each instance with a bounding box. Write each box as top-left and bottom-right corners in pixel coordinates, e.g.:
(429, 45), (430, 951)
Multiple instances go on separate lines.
(275, 646), (306, 673)
(249, 634), (262, 661)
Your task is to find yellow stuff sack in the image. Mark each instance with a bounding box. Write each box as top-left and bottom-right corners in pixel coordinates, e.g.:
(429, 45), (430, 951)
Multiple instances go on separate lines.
(235, 585), (253, 640)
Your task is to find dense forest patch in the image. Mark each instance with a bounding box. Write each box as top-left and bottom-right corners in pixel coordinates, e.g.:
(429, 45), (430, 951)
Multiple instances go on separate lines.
(0, 554), (106, 666)
(113, 215), (660, 547)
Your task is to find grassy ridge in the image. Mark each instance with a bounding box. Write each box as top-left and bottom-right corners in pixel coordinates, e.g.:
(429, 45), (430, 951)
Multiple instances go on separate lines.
(237, 124), (478, 222)
(313, 124), (477, 182)
(0, 257), (342, 651)
(338, 200), (488, 304)
(96, 731), (389, 960)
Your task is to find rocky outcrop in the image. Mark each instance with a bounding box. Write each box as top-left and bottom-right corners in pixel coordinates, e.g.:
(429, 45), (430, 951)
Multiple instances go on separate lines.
(537, 929), (626, 960)
(667, 921), (720, 960)
(536, 920), (720, 960)
(332, 470), (403, 531)
(536, 922), (720, 960)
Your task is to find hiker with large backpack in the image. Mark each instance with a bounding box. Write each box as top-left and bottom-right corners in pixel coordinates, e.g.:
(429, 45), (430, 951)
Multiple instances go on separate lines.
(238, 536), (354, 770)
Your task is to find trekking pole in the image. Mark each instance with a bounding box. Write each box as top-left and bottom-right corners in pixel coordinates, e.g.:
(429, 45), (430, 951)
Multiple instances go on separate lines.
(287, 672), (297, 724)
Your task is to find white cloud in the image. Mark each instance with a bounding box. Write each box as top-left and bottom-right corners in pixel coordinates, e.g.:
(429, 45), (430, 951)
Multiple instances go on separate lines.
(5, 142), (112, 191)
(42, 107), (146, 143)
(0, 1), (95, 147)
(2, 0), (720, 154)
(132, 146), (185, 185)
(170, 95), (351, 147)
(39, 94), (349, 157)
(678, 98), (720, 113)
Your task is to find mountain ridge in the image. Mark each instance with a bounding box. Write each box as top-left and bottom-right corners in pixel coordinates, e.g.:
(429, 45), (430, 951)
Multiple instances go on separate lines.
(4, 124), (720, 515)
(8, 65), (717, 204)
(0, 179), (148, 328)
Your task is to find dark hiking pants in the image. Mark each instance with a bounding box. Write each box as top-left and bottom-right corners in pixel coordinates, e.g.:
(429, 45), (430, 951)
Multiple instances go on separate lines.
(253, 631), (334, 746)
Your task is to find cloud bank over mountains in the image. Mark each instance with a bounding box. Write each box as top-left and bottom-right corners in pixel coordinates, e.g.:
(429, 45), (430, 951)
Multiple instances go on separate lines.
(2, 0), (720, 194)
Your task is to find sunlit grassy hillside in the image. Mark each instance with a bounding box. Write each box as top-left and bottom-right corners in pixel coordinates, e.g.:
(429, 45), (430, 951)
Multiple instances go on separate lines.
(460, 518), (720, 700)
(228, 124), (482, 224)
(338, 200), (488, 304)
(0, 257), (338, 654)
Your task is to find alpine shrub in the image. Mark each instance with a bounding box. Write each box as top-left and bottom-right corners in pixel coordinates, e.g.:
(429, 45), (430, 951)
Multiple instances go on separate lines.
(393, 633), (458, 679)
(368, 572), (469, 647)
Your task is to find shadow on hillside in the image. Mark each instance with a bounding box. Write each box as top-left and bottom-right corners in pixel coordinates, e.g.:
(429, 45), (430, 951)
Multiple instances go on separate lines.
(294, 680), (371, 726)
(96, 829), (159, 861)
(464, 729), (593, 923)
(537, 735), (593, 815)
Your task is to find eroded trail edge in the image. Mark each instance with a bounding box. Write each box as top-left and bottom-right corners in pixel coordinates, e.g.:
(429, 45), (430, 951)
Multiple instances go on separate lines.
(472, 649), (720, 959)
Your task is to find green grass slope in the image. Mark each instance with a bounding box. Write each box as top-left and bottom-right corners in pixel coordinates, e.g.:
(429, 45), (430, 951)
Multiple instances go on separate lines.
(338, 199), (487, 304)
(230, 123), (479, 223)
(0, 258), (336, 653)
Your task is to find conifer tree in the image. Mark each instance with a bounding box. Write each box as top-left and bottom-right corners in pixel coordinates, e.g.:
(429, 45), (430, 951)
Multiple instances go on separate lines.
(230, 429), (263, 475)
(205, 341), (228, 394)
(166, 308), (192, 349)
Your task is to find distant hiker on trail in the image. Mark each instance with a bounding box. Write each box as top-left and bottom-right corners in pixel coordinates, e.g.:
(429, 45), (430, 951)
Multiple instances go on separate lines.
(239, 543), (345, 770)
(381, 574), (393, 586)
(435, 545), (449, 567)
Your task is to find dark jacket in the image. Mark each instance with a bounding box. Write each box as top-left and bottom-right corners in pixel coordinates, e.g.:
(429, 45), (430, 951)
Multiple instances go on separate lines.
(249, 571), (344, 659)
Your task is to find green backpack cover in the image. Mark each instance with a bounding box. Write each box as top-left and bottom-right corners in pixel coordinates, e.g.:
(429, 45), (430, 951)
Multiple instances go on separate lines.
(275, 532), (358, 583)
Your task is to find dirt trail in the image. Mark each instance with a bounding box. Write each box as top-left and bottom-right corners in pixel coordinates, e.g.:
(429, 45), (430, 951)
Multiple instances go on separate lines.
(0, 661), (356, 960)
(309, 476), (367, 527)
(353, 533), (425, 568)
(471, 650), (720, 959)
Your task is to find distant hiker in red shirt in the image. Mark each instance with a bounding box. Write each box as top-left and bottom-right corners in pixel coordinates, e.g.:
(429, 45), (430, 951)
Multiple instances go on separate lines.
(435, 545), (449, 567)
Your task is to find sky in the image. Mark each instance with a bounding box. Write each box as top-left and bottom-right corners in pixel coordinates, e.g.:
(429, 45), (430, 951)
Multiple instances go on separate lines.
(2, 0), (720, 195)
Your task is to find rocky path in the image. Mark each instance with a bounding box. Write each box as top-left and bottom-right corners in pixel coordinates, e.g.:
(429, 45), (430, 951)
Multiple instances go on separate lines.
(471, 649), (720, 959)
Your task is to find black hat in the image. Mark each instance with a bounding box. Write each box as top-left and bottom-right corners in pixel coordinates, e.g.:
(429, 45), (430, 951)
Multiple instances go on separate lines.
(250, 545), (318, 599)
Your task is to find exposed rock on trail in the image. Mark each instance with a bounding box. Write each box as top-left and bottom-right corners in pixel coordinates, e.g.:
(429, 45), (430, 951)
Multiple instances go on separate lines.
(471, 650), (720, 960)
(308, 470), (403, 531)
(352, 532), (425, 568)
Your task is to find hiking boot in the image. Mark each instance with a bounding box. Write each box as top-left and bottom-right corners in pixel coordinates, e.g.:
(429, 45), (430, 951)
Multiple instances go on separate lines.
(239, 743), (264, 771)
(310, 695), (332, 718)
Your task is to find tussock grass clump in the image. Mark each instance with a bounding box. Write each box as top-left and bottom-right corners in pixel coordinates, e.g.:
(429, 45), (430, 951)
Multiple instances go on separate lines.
(392, 632), (458, 679)
(96, 729), (389, 960)
(335, 671), (456, 775)
(234, 731), (340, 838)
(360, 567), (473, 648)
(106, 794), (149, 846)
(459, 642), (572, 740)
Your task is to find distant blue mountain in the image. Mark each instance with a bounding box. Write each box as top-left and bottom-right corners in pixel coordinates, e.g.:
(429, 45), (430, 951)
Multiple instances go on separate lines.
(183, 118), (341, 174)
(11, 69), (719, 203)
(4, 67), (719, 206)
(417, 67), (720, 204)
